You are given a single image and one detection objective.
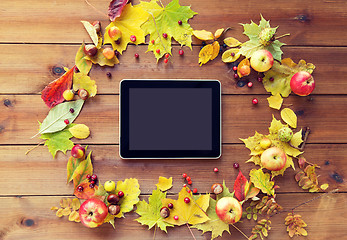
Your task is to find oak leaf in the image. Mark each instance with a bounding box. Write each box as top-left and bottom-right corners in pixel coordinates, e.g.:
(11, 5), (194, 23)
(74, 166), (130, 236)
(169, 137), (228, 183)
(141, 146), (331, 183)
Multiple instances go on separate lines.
(156, 176), (173, 192)
(73, 73), (97, 97)
(249, 169), (275, 196)
(108, 0), (129, 22)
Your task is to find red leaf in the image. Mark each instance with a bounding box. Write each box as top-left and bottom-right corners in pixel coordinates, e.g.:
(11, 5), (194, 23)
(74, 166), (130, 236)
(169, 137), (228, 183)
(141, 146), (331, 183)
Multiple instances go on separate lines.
(234, 171), (248, 201)
(41, 66), (75, 108)
(108, 0), (129, 22)
(74, 182), (98, 200)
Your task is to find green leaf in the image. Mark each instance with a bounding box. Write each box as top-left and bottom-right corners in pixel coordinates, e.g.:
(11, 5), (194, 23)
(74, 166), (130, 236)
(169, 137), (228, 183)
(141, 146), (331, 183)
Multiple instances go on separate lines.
(40, 125), (74, 158)
(75, 43), (92, 75)
(156, 176), (173, 192)
(249, 169), (275, 196)
(217, 180), (234, 200)
(71, 151), (93, 189)
(73, 73), (97, 97)
(135, 188), (174, 232)
(38, 100), (84, 135)
(81, 21), (99, 46)
(191, 197), (230, 239)
(115, 178), (141, 218)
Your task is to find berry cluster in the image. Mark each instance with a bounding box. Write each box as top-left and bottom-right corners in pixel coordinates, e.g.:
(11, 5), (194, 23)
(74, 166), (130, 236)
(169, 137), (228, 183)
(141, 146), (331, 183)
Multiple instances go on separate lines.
(86, 174), (98, 188)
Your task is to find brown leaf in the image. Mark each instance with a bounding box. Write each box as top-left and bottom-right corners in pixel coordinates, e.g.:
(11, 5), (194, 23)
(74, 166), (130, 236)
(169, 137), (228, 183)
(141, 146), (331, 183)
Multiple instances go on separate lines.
(108, 0), (129, 22)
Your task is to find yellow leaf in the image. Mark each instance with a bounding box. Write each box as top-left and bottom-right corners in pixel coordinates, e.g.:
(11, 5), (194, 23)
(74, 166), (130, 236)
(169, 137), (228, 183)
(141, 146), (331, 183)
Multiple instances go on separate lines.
(61, 207), (71, 216)
(269, 115), (284, 134)
(68, 210), (79, 222)
(71, 198), (81, 211)
(73, 72), (97, 97)
(69, 124), (90, 139)
(214, 28), (224, 39)
(320, 183), (329, 190)
(84, 48), (119, 67)
(199, 44), (214, 66)
(290, 130), (303, 148)
(193, 30), (214, 41)
(224, 37), (242, 47)
(281, 108), (297, 128)
(114, 178), (141, 218)
(156, 176), (173, 191)
(249, 169), (275, 196)
(51, 206), (59, 211)
(60, 198), (68, 208)
(237, 58), (251, 77)
(81, 21), (99, 46)
(222, 48), (240, 63)
(211, 41), (220, 60)
(267, 93), (283, 110)
(56, 209), (64, 217)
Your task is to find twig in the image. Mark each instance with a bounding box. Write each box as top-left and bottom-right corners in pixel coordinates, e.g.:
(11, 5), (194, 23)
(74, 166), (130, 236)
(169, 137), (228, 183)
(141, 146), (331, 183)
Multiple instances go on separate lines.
(84, 0), (109, 19)
(186, 223), (197, 240)
(298, 127), (310, 151)
(275, 33), (290, 40)
(153, 225), (157, 240)
(25, 141), (45, 155)
(231, 223), (250, 240)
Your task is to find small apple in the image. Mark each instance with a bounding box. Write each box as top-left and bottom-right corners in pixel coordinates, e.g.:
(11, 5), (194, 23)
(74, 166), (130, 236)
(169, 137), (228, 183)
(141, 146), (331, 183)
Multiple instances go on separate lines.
(250, 49), (274, 72)
(260, 147), (287, 171)
(79, 198), (108, 228)
(71, 144), (85, 159)
(260, 138), (272, 149)
(290, 71), (315, 96)
(63, 89), (74, 101)
(104, 180), (116, 192)
(108, 26), (122, 41)
(215, 197), (242, 224)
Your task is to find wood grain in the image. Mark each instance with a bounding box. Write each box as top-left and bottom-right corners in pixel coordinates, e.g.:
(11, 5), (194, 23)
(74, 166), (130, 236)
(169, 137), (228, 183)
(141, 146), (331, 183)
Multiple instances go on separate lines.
(0, 44), (346, 95)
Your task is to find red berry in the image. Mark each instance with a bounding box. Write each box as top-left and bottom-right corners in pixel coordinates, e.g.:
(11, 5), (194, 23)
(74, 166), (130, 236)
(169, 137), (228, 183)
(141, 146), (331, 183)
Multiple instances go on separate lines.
(214, 167), (219, 172)
(193, 188), (198, 194)
(183, 184), (187, 187)
(234, 73), (239, 79)
(77, 186), (84, 192)
(130, 35), (136, 42)
(257, 77), (263, 82)
(269, 77), (274, 81)
(118, 191), (124, 198)
(174, 215), (179, 220)
(184, 197), (190, 203)
(86, 174), (91, 180)
(164, 58), (168, 64)
(252, 98), (259, 105)
(156, 49), (160, 54)
(247, 82), (253, 88)
(179, 49), (184, 55)
(90, 180), (95, 185)
(186, 176), (191, 182)
(233, 66), (237, 71)
(134, 53), (139, 58)
(187, 189), (191, 193)
(178, 20), (182, 25)
(182, 173), (187, 178)
(188, 180), (192, 185)
(69, 108), (75, 113)
(168, 203), (174, 209)
(151, 39), (155, 44)
(106, 72), (112, 78)
(165, 53), (170, 58)
(64, 119), (69, 124)
(231, 52), (235, 57)
(91, 174), (97, 181)
(162, 33), (168, 38)
(233, 162), (240, 169)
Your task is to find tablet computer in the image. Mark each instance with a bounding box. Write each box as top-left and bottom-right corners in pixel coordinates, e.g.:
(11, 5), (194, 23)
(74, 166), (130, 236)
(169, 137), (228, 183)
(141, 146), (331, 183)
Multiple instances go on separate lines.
(119, 79), (221, 159)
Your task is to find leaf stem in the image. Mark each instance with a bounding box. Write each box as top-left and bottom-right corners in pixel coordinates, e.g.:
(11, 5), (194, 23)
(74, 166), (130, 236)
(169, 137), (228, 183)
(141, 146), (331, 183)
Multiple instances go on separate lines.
(153, 225), (157, 240)
(186, 223), (197, 240)
(275, 33), (290, 40)
(231, 223), (250, 240)
(148, 12), (169, 55)
(25, 141), (45, 155)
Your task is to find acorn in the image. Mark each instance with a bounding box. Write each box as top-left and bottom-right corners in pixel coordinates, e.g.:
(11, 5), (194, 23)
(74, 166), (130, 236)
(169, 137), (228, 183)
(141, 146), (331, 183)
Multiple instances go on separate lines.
(78, 89), (89, 100)
(160, 207), (170, 218)
(211, 183), (224, 195)
(83, 44), (97, 57)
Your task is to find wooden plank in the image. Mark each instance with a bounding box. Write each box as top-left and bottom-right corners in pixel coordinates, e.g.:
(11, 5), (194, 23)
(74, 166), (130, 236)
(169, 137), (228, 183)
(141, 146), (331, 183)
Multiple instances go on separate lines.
(0, 193), (346, 239)
(0, 44), (346, 95)
(1, 0), (347, 46)
(0, 144), (343, 196)
(0, 95), (346, 145)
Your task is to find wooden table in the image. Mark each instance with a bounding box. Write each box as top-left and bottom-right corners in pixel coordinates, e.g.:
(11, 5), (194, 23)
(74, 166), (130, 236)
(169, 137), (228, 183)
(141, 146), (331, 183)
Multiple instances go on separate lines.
(1, 0), (346, 239)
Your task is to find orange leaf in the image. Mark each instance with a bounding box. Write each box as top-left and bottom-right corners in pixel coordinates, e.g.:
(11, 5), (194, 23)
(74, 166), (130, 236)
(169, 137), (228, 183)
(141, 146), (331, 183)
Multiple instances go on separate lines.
(74, 182), (98, 199)
(41, 66), (75, 108)
(210, 41), (220, 61)
(234, 171), (248, 201)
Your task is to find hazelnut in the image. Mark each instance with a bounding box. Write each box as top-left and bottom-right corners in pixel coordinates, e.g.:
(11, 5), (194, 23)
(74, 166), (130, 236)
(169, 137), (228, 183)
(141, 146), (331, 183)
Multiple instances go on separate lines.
(160, 207), (170, 218)
(107, 194), (120, 204)
(83, 44), (97, 57)
(108, 204), (120, 215)
(92, 21), (101, 33)
(211, 183), (223, 195)
(78, 89), (89, 100)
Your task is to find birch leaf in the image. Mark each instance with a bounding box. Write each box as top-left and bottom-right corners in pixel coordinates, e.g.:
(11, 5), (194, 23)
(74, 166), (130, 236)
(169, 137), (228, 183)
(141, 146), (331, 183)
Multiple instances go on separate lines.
(214, 28), (224, 39)
(193, 30), (214, 41)
(290, 130), (303, 148)
(69, 124), (90, 139)
(81, 21), (99, 46)
(211, 41), (220, 60)
(199, 44), (214, 66)
(224, 37), (242, 47)
(222, 48), (240, 63)
(281, 108), (297, 128)
(267, 93), (283, 110)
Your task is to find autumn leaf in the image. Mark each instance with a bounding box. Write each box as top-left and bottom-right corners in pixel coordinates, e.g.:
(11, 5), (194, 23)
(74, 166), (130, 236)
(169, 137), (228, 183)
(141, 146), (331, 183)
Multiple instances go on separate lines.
(249, 169), (275, 196)
(74, 181), (97, 199)
(156, 176), (173, 192)
(210, 41), (220, 61)
(68, 124), (90, 139)
(263, 58), (315, 97)
(237, 58), (251, 78)
(217, 181), (233, 200)
(66, 151), (93, 190)
(162, 187), (210, 225)
(40, 125), (75, 158)
(75, 43), (92, 75)
(234, 171), (248, 202)
(224, 37), (242, 47)
(108, 0), (129, 21)
(199, 44), (214, 66)
(214, 28), (224, 39)
(81, 21), (99, 46)
(285, 213), (308, 237)
(290, 129), (303, 148)
(191, 197), (230, 239)
(41, 66), (75, 108)
(115, 178), (141, 218)
(84, 48), (119, 67)
(104, 4), (148, 54)
(192, 30), (214, 41)
(281, 108), (297, 128)
(139, 0), (197, 60)
(267, 93), (283, 110)
(73, 72), (97, 97)
(221, 48), (240, 63)
(135, 188), (174, 232)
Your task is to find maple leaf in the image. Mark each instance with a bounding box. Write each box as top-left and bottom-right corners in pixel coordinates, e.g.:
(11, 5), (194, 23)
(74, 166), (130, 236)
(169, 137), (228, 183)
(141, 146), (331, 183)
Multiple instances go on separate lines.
(162, 187), (210, 226)
(263, 58), (315, 97)
(217, 181), (234, 200)
(139, 0), (197, 60)
(115, 178), (141, 218)
(156, 176), (173, 192)
(75, 43), (92, 75)
(41, 66), (75, 108)
(191, 197), (230, 240)
(40, 125), (75, 158)
(84, 48), (119, 67)
(135, 188), (174, 232)
(239, 15), (287, 60)
(104, 4), (148, 54)
(108, 0), (129, 22)
(267, 93), (283, 110)
(249, 169), (275, 196)
(73, 73), (97, 97)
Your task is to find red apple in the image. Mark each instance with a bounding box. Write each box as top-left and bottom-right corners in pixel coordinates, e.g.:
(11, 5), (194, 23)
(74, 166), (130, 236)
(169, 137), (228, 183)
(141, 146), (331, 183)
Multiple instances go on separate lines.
(71, 144), (85, 159)
(250, 49), (274, 72)
(79, 198), (108, 228)
(108, 26), (122, 41)
(215, 197), (242, 224)
(260, 147), (287, 171)
(290, 71), (315, 96)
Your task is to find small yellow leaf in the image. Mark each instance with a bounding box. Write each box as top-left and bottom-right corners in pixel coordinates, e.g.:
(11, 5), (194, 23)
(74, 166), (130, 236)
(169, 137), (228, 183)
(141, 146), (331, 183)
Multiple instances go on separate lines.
(69, 124), (90, 139)
(193, 30), (214, 41)
(156, 176), (173, 191)
(211, 41), (220, 60)
(56, 209), (64, 217)
(81, 21), (99, 46)
(60, 198), (68, 208)
(222, 48), (240, 63)
(297, 227), (308, 236)
(71, 198), (81, 211)
(73, 72), (97, 97)
(281, 108), (297, 128)
(224, 37), (242, 47)
(267, 93), (283, 110)
(68, 210), (79, 222)
(214, 28), (224, 39)
(320, 183), (329, 190)
(290, 130), (303, 148)
(61, 207), (72, 216)
(51, 206), (59, 211)
(199, 44), (214, 66)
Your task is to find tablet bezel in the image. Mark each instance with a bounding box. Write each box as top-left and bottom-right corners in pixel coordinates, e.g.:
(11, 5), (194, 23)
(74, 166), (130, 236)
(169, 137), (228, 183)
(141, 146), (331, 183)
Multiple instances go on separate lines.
(119, 79), (221, 159)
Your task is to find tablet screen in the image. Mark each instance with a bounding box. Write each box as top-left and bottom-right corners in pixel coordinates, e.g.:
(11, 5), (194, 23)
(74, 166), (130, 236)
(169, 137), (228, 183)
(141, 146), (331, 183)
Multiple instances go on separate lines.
(120, 80), (221, 159)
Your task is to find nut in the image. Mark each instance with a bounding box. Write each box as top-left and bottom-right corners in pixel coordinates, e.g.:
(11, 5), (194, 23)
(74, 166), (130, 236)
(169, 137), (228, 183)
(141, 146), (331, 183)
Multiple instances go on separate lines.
(160, 207), (170, 218)
(92, 21), (101, 33)
(108, 204), (120, 215)
(83, 44), (97, 57)
(78, 89), (89, 100)
(211, 183), (223, 195)
(107, 194), (120, 204)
